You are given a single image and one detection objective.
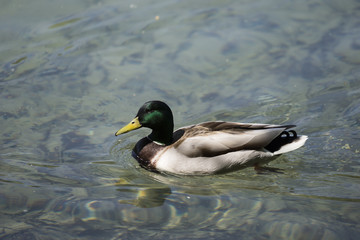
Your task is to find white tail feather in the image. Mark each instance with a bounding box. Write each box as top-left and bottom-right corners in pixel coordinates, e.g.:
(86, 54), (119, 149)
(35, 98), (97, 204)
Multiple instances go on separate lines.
(273, 135), (308, 155)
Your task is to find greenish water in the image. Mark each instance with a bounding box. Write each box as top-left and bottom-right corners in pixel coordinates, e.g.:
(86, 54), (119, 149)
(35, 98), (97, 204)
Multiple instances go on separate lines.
(1, 0), (360, 239)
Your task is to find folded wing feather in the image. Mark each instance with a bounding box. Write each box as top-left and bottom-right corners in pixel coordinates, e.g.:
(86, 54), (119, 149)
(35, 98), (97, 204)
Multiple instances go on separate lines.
(175, 122), (289, 158)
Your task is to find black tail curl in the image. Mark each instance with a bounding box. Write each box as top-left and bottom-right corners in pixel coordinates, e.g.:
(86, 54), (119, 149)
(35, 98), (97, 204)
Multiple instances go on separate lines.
(280, 130), (297, 138)
(265, 130), (298, 153)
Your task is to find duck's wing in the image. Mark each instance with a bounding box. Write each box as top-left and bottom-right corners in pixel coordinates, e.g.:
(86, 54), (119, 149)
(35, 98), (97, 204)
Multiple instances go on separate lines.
(174, 121), (295, 157)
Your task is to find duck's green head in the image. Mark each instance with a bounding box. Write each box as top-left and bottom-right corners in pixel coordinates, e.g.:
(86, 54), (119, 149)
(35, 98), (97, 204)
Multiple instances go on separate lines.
(115, 101), (174, 144)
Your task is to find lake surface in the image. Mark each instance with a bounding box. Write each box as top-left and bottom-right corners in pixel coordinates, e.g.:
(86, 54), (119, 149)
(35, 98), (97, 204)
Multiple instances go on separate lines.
(1, 0), (360, 239)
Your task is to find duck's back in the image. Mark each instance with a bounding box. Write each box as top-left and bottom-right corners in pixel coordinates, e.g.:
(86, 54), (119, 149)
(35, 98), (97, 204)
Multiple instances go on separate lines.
(173, 121), (297, 158)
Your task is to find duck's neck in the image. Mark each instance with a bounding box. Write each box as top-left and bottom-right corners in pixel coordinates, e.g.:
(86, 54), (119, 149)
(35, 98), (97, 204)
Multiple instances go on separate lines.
(148, 123), (173, 146)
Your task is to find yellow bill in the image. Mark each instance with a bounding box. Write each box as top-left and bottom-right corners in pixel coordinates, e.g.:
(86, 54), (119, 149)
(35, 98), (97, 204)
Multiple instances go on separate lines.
(115, 117), (142, 136)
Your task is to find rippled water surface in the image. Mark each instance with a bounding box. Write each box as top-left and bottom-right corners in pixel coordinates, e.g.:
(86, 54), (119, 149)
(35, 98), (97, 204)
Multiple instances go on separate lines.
(1, 0), (360, 239)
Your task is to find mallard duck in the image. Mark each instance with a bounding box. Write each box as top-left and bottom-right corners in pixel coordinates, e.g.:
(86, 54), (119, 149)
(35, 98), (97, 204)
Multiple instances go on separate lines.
(115, 101), (308, 175)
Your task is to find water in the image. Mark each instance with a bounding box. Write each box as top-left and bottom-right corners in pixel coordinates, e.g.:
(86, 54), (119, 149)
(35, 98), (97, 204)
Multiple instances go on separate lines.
(1, 0), (360, 239)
